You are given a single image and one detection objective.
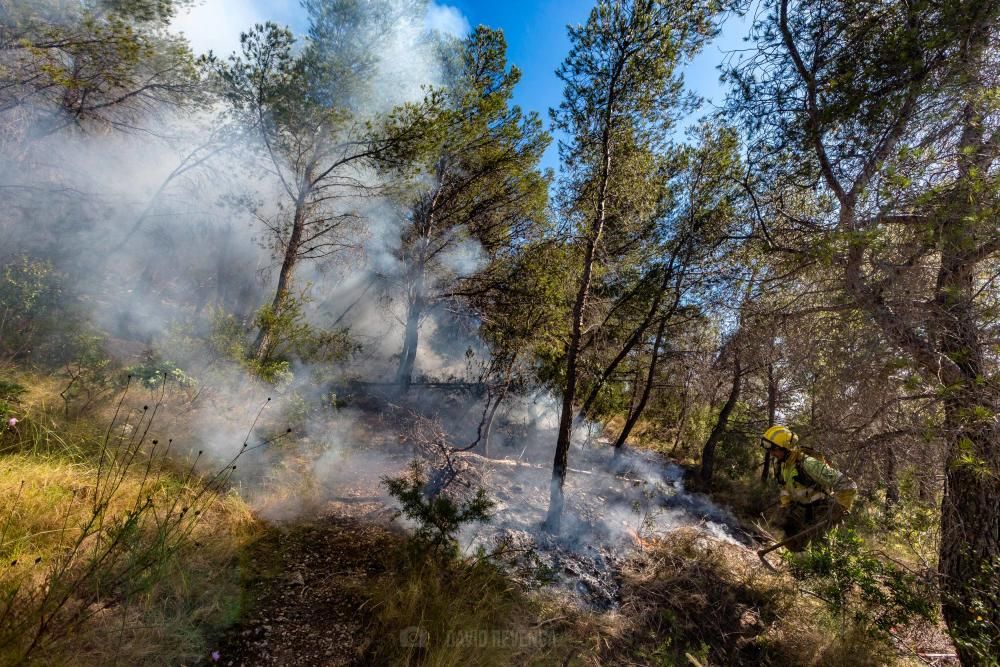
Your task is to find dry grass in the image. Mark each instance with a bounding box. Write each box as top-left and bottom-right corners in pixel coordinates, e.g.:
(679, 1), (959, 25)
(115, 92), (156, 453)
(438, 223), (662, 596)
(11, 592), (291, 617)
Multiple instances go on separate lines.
(0, 372), (258, 665)
(365, 546), (625, 667)
(608, 528), (920, 666)
(367, 551), (545, 666)
(612, 528), (797, 665)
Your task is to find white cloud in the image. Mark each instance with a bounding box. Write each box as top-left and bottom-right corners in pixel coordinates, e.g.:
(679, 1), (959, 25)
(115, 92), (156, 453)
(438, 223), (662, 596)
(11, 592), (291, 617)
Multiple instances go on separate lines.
(425, 3), (470, 37)
(171, 0), (265, 57)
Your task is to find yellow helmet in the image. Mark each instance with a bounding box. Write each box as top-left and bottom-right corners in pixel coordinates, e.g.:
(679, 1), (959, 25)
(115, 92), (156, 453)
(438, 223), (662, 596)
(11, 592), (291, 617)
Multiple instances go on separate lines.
(762, 425), (798, 450)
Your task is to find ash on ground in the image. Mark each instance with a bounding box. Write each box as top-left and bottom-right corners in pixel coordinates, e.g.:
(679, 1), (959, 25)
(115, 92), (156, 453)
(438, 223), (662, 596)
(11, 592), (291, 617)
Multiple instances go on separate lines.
(459, 441), (748, 609)
(289, 386), (751, 610)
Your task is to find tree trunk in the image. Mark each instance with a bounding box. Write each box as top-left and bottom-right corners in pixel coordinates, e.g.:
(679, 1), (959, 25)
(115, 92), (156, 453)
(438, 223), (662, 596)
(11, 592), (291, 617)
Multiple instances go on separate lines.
(545, 124), (613, 534)
(934, 190), (999, 662)
(917, 447), (935, 504)
(397, 177), (442, 392)
(669, 373), (690, 456)
(252, 198), (307, 361)
(577, 260), (676, 421)
(545, 226), (601, 534)
(884, 444), (899, 510)
(761, 362), (777, 482)
(396, 263), (425, 391)
(613, 313), (669, 451)
(700, 353), (741, 485)
(939, 394), (999, 664)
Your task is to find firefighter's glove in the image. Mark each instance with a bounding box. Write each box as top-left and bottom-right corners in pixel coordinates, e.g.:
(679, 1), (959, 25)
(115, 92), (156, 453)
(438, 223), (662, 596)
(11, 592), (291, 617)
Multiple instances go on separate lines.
(833, 486), (857, 512)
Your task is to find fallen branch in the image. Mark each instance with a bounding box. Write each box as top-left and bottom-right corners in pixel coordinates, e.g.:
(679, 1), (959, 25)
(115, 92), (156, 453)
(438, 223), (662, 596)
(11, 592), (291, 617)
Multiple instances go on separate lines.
(453, 450), (648, 483)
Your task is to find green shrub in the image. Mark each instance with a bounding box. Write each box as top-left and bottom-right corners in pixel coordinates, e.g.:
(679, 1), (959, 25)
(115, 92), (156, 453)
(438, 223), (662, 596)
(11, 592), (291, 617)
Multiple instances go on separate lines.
(189, 298), (358, 387)
(0, 257), (67, 361)
(0, 378), (27, 421)
(0, 378), (26, 401)
(125, 357), (197, 390)
(383, 460), (495, 558)
(253, 292), (359, 365)
(60, 334), (120, 415)
(715, 427), (762, 480)
(788, 526), (937, 637)
(205, 307), (249, 361)
(941, 556), (997, 663)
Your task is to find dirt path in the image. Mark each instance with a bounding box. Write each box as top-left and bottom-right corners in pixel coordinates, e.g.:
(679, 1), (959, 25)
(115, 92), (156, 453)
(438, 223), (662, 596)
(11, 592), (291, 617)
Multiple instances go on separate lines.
(209, 513), (400, 667)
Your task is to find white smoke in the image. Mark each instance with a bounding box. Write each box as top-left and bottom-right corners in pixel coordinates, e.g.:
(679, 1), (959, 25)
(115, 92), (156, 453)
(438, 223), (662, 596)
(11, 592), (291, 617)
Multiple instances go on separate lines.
(171, 0), (271, 56)
(4, 1), (743, 611)
(425, 3), (470, 37)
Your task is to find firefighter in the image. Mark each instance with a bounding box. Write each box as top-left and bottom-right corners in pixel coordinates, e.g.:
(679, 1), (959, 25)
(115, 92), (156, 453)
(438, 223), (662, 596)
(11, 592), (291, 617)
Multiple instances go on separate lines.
(760, 425), (858, 551)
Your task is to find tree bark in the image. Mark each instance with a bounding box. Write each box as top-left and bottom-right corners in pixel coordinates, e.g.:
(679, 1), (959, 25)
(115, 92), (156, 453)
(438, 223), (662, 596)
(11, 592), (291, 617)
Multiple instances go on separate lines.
(939, 393), (999, 664)
(613, 312), (669, 451)
(669, 372), (690, 456)
(700, 352), (741, 485)
(884, 444), (899, 510)
(396, 263), (425, 391)
(761, 361), (777, 481)
(252, 195), (307, 361)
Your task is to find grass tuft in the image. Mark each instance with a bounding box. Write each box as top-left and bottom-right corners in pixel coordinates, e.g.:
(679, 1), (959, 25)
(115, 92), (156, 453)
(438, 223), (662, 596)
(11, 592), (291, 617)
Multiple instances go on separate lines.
(0, 374), (257, 665)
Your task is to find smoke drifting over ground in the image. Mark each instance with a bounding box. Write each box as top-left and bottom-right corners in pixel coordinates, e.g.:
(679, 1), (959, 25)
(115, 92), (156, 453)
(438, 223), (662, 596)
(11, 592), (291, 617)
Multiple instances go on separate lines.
(3, 0), (741, 610)
(454, 393), (743, 607)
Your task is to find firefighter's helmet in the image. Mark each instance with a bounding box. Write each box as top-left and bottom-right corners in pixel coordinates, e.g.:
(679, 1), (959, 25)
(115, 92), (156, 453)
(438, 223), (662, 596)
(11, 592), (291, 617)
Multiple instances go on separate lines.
(761, 425), (798, 450)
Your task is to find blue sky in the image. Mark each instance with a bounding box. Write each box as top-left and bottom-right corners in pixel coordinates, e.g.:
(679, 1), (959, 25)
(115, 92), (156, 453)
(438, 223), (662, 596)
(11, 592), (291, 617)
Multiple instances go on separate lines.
(174, 0), (749, 173)
(445, 1), (749, 172)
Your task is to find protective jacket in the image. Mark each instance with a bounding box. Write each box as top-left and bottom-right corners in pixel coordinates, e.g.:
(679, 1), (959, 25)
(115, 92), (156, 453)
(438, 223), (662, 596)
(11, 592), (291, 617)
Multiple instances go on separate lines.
(778, 450), (857, 510)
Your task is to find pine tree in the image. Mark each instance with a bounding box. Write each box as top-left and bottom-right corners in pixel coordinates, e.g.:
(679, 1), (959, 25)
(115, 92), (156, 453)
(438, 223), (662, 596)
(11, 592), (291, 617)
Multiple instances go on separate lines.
(728, 0), (1000, 658)
(212, 2), (435, 363)
(0, 0), (198, 139)
(389, 27), (549, 390)
(544, 0), (724, 533)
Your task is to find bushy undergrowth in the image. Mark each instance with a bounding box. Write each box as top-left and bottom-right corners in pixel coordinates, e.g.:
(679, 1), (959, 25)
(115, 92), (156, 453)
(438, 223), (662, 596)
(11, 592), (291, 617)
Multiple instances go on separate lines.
(0, 377), (27, 423)
(0, 257), (66, 361)
(373, 460), (608, 666)
(616, 529), (798, 665)
(0, 378), (255, 665)
(210, 296), (358, 386)
(383, 460), (495, 558)
(788, 527), (938, 638)
(614, 528), (938, 666)
(125, 357), (197, 390)
(364, 523), (935, 667)
(683, 464), (950, 665)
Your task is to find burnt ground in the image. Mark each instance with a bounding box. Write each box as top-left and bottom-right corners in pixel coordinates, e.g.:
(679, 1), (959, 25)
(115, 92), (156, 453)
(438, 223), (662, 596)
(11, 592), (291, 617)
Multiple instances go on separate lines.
(208, 512), (401, 667)
(205, 389), (756, 665)
(203, 388), (960, 666)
